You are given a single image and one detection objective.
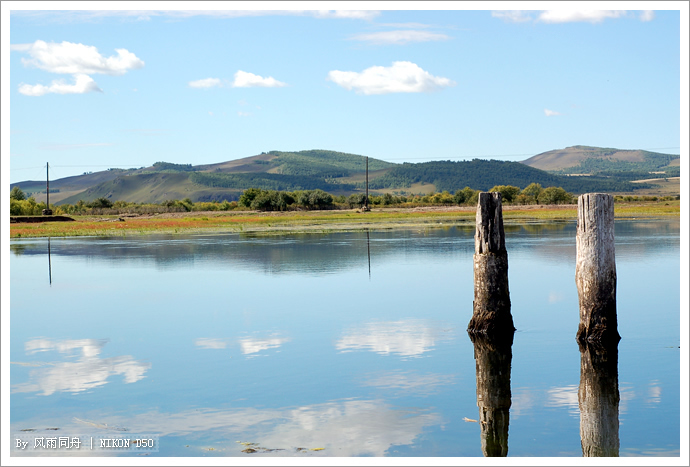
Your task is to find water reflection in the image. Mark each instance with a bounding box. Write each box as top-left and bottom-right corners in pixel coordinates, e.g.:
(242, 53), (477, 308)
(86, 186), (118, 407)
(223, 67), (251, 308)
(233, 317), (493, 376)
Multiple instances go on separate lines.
(239, 336), (290, 356)
(469, 332), (514, 457)
(578, 341), (620, 457)
(12, 338), (150, 396)
(48, 237), (52, 285)
(13, 399), (441, 456)
(360, 370), (456, 396)
(336, 319), (454, 358)
(9, 219), (679, 274)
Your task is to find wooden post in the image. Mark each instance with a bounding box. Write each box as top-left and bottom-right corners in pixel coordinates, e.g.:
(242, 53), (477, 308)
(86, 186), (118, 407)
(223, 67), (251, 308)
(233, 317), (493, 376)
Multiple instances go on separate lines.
(42, 162), (53, 216)
(470, 332), (513, 457)
(575, 193), (619, 344)
(578, 342), (620, 457)
(468, 192), (514, 335)
(363, 156), (370, 211)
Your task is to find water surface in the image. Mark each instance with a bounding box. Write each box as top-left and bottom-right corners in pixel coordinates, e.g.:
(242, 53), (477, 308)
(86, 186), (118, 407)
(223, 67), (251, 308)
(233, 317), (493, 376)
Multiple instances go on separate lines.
(9, 219), (680, 457)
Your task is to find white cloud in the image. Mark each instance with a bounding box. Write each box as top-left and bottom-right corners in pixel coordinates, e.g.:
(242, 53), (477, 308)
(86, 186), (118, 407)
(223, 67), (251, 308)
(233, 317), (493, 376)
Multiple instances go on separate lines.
(350, 30), (450, 45)
(231, 70), (287, 88)
(12, 40), (143, 96)
(491, 10), (534, 23)
(327, 61), (455, 95)
(237, 111), (252, 117)
(18, 74), (102, 96)
(14, 10), (380, 22)
(11, 40), (144, 75)
(639, 10), (655, 22)
(538, 10), (627, 24)
(544, 108), (561, 117)
(312, 10), (380, 20)
(189, 77), (222, 88)
(492, 10), (655, 24)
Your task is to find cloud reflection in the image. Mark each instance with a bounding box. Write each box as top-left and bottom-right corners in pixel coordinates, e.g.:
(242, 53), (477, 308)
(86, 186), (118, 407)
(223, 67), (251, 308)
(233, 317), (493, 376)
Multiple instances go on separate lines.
(13, 338), (150, 396)
(239, 336), (290, 356)
(545, 385), (579, 416)
(360, 370), (456, 396)
(336, 319), (453, 358)
(39, 399), (440, 456)
(195, 338), (228, 350)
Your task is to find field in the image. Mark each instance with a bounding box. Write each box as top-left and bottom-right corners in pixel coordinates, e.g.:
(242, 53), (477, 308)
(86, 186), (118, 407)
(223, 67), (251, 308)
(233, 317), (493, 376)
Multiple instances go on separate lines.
(9, 201), (680, 239)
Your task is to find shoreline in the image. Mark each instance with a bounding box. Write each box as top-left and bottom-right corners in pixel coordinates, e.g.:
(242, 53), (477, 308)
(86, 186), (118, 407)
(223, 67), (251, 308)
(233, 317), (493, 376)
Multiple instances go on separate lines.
(9, 202), (680, 239)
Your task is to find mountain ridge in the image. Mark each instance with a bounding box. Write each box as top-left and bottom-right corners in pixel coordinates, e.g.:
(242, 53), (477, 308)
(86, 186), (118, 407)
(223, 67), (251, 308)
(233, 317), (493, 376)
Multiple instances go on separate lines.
(10, 146), (679, 204)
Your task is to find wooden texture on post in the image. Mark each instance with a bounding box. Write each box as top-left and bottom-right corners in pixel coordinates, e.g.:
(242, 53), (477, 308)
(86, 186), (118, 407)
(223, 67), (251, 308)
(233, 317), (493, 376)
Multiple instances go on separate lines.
(468, 192), (514, 335)
(578, 342), (620, 457)
(470, 333), (513, 457)
(576, 193), (619, 344)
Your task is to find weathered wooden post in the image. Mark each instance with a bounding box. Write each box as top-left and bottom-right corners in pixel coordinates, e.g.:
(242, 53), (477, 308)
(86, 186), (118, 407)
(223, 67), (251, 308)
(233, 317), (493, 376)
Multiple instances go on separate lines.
(470, 332), (513, 457)
(468, 192), (514, 335)
(578, 341), (620, 457)
(575, 193), (620, 344)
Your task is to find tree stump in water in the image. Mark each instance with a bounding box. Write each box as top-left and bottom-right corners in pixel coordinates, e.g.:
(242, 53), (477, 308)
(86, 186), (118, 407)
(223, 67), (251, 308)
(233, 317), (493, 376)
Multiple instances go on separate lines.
(468, 192), (514, 335)
(578, 341), (620, 457)
(470, 332), (513, 457)
(576, 193), (620, 344)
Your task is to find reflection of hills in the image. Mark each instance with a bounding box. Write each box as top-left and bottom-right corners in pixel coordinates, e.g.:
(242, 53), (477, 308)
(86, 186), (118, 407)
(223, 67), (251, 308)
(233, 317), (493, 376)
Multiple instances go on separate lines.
(9, 228), (473, 274)
(9, 220), (678, 274)
(505, 219), (679, 263)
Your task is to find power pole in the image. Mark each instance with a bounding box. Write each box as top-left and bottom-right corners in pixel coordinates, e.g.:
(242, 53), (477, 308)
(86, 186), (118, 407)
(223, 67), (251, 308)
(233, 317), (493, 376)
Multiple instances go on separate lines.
(363, 156), (370, 211)
(43, 162), (53, 215)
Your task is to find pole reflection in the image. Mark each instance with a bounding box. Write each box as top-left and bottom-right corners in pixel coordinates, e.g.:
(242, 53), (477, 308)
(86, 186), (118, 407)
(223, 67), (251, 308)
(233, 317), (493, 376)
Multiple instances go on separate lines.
(48, 237), (52, 286)
(578, 341), (620, 457)
(469, 331), (514, 457)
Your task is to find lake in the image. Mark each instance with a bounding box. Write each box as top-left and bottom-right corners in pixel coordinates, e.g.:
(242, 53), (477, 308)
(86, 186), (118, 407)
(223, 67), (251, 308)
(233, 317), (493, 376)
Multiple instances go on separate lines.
(8, 219), (681, 458)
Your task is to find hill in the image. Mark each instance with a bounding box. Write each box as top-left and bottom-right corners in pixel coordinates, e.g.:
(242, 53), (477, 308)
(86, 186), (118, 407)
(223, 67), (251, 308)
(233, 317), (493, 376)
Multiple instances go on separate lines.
(11, 146), (674, 205)
(54, 150), (392, 204)
(522, 145), (680, 175)
(366, 159), (647, 194)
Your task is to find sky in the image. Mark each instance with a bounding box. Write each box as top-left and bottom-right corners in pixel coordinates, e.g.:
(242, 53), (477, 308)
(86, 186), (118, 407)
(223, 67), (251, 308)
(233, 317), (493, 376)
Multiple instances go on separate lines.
(3, 2), (688, 184)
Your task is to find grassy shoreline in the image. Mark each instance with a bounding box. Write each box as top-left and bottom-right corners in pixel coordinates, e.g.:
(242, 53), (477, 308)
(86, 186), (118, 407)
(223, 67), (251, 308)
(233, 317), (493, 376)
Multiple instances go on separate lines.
(9, 201), (680, 239)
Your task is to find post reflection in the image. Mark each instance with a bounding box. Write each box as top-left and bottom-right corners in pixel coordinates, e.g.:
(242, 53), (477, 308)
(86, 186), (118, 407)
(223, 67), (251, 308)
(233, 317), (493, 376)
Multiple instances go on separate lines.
(469, 331), (514, 457)
(48, 237), (52, 285)
(578, 341), (620, 457)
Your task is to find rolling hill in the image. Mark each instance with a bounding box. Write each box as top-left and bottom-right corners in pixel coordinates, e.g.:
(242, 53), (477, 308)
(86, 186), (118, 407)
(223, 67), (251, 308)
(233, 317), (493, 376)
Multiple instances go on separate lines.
(10, 146), (678, 205)
(522, 145), (680, 175)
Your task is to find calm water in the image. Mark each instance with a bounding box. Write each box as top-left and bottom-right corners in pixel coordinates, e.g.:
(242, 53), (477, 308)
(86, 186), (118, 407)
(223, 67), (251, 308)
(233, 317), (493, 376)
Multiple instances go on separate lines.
(9, 219), (681, 457)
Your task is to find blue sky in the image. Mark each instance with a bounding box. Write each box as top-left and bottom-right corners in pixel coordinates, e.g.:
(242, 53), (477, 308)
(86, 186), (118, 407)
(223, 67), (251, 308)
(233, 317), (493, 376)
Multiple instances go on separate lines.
(3, 2), (688, 184)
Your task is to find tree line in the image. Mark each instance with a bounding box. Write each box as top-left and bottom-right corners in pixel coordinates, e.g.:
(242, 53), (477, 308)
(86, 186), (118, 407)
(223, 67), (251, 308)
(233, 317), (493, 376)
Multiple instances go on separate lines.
(10, 184), (676, 216)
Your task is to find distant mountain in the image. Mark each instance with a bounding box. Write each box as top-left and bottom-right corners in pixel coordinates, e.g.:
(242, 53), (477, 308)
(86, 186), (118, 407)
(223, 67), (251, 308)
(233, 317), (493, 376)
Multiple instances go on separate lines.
(522, 145), (680, 174)
(11, 146), (674, 205)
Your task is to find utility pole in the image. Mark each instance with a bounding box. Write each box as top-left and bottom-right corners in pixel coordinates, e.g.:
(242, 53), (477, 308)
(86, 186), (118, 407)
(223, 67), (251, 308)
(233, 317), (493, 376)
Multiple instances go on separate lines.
(363, 156), (370, 211)
(43, 162), (53, 215)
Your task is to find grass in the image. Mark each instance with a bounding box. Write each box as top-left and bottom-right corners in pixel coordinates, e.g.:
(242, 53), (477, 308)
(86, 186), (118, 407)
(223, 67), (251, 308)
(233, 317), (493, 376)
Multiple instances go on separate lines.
(9, 201), (680, 239)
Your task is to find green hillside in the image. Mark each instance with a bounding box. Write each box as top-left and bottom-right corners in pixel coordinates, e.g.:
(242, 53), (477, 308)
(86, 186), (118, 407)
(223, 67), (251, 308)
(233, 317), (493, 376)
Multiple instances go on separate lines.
(14, 146), (672, 206)
(522, 145), (680, 174)
(366, 159), (649, 193)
